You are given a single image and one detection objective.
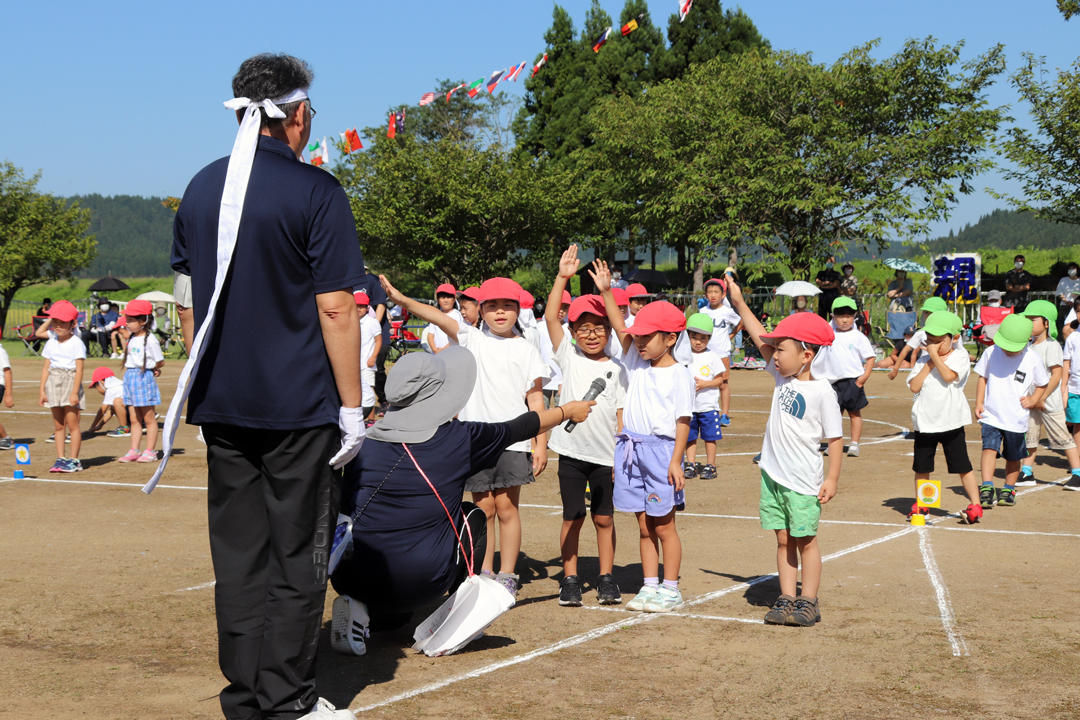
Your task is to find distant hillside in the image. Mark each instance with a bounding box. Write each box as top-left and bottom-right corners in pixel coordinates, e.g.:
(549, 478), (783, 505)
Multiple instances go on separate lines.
(72, 194), (173, 277)
(924, 209), (1080, 254)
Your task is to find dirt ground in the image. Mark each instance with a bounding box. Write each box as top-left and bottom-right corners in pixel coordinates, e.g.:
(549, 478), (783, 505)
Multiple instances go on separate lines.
(2, 354), (1079, 719)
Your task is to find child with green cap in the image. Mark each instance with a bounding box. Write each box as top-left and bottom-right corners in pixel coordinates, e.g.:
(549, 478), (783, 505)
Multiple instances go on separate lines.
(683, 313), (725, 479)
(824, 296), (875, 457)
(1018, 300), (1080, 488)
(973, 314), (1050, 508)
(906, 311), (982, 523)
(887, 296), (964, 381)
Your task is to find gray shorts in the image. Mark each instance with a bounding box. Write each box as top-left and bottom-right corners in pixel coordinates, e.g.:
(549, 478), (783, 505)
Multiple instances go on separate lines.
(465, 450), (535, 493)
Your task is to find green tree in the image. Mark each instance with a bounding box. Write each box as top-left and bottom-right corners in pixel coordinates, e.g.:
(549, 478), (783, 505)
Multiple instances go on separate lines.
(1060, 0), (1079, 20)
(0, 162), (96, 333)
(992, 53), (1080, 225)
(587, 40), (1007, 285)
(656, 0), (768, 81)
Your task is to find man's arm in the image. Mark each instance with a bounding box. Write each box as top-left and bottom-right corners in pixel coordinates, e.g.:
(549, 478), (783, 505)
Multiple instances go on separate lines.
(374, 304), (386, 323)
(316, 290), (362, 409)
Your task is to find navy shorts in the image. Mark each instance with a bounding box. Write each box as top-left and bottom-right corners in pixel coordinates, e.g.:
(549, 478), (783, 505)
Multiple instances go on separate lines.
(688, 410), (723, 443)
(981, 423), (1027, 462)
(831, 378), (868, 413)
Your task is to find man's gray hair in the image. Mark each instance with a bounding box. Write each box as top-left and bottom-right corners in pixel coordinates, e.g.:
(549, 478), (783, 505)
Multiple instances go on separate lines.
(231, 53), (314, 128)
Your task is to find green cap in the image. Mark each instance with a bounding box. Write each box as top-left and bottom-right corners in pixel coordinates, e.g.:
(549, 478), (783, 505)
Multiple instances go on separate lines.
(921, 296), (948, 313)
(993, 314), (1034, 353)
(922, 311), (962, 338)
(1022, 300), (1059, 339)
(686, 313), (714, 335)
(831, 296), (858, 313)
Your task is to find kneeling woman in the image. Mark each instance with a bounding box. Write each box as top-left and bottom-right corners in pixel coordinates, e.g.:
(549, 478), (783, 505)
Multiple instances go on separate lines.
(330, 346), (593, 655)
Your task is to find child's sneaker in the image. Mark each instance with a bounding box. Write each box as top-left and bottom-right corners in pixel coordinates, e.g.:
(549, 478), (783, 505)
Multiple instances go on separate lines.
(48, 458), (68, 473)
(907, 503), (929, 520)
(136, 449), (159, 463)
(494, 572), (519, 597)
(699, 464), (717, 479)
(752, 453), (761, 464)
(1016, 468), (1036, 487)
(997, 487), (1016, 506)
(56, 458), (82, 473)
(106, 426), (131, 438)
(1064, 474), (1080, 491)
(559, 575), (583, 607)
(960, 503), (983, 524)
(0, 437), (14, 450)
(764, 594), (796, 625)
(330, 595), (369, 656)
(847, 442), (860, 458)
(785, 597), (821, 627)
(626, 584), (658, 611)
(720, 414), (731, 427)
(117, 449), (141, 463)
(979, 484), (997, 509)
(45, 434), (55, 443)
(682, 461), (697, 479)
(595, 574), (621, 605)
(643, 585), (683, 613)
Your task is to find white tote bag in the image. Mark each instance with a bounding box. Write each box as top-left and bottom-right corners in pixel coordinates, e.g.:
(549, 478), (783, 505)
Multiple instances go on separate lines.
(401, 444), (516, 657)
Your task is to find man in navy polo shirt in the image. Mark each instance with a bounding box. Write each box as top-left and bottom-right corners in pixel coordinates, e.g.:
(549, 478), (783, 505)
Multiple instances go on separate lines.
(172, 54), (364, 720)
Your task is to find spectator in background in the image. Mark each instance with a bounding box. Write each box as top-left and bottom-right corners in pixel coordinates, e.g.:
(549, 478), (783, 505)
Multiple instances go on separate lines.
(815, 256), (841, 320)
(1004, 254), (1032, 311)
(89, 299), (119, 356)
(611, 263), (629, 290)
(36, 298), (53, 317)
(353, 271), (390, 406)
(1055, 262), (1080, 340)
(887, 269), (914, 312)
(840, 263), (858, 301)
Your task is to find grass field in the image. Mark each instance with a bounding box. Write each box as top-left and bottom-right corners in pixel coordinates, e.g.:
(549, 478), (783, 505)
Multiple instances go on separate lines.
(1, 357), (1078, 719)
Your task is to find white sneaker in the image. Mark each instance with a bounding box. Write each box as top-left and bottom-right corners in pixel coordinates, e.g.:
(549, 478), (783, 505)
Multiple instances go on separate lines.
(109, 353), (120, 359)
(298, 697), (356, 719)
(847, 442), (860, 457)
(643, 585), (684, 613)
(330, 595), (369, 656)
(626, 584), (659, 611)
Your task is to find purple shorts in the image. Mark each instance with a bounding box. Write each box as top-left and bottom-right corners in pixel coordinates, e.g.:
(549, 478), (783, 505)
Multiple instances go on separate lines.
(614, 430), (683, 517)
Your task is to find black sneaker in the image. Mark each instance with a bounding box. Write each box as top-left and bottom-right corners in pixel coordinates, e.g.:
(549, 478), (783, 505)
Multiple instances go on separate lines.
(764, 594), (796, 625)
(785, 597), (821, 627)
(997, 487), (1016, 507)
(682, 461), (697, 479)
(979, 484), (997, 509)
(559, 575), (583, 607)
(1064, 474), (1080, 492)
(699, 464), (717, 479)
(596, 574), (621, 605)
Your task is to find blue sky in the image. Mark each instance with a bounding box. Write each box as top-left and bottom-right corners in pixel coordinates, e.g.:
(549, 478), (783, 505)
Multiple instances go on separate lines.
(4, 0), (1076, 238)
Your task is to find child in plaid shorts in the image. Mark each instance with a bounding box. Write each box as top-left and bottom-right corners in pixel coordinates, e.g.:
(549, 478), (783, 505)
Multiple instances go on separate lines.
(117, 300), (165, 464)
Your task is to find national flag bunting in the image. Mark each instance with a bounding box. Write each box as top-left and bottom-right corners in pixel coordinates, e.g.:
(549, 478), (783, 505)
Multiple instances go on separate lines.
(506, 61), (527, 82)
(445, 83), (465, 102)
(395, 111), (405, 132)
(486, 69), (505, 93)
(467, 77), (484, 97)
(592, 27), (612, 53)
(419, 92), (435, 106)
(345, 128), (363, 152)
(307, 139), (322, 165)
(531, 53), (548, 78)
(621, 18), (639, 35)
(679, 0), (693, 22)
(387, 113), (396, 139)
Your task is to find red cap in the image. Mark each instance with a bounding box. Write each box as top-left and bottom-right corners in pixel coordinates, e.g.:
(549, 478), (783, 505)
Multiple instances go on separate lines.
(122, 299), (154, 317)
(354, 291), (370, 305)
(625, 301), (687, 335)
(436, 283), (457, 296)
(567, 295), (607, 322)
(611, 288), (629, 307)
(115, 316), (127, 328)
(518, 289), (535, 309)
(760, 313), (834, 347)
(46, 300), (79, 323)
(704, 278), (726, 291)
(476, 278), (524, 304)
(459, 287), (481, 302)
(562, 290), (572, 306)
(90, 366), (115, 387)
(626, 283), (650, 298)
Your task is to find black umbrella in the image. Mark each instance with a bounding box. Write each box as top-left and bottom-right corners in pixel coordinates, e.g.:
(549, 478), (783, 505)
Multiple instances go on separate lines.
(625, 268), (672, 287)
(88, 276), (130, 292)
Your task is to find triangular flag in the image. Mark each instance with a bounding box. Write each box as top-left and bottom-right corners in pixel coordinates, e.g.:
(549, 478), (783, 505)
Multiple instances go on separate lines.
(345, 128), (363, 152)
(420, 92), (435, 106)
(592, 27), (612, 53)
(531, 53), (548, 78)
(445, 83), (465, 102)
(621, 18), (639, 36)
(387, 113), (396, 139)
(679, 0), (693, 22)
(486, 69), (506, 93)
(467, 77), (484, 98)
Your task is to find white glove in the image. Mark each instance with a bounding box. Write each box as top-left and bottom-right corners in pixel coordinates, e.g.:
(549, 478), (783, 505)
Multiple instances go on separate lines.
(329, 406), (366, 469)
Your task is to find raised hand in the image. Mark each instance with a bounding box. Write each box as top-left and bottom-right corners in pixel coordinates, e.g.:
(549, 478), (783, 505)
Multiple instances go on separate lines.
(588, 259), (612, 293)
(379, 275), (407, 306)
(559, 245), (581, 279)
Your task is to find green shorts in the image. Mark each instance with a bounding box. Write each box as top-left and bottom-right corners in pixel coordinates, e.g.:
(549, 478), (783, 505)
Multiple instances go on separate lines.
(759, 470), (820, 537)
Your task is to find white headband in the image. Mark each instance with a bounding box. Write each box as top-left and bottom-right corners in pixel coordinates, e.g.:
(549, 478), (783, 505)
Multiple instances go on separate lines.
(145, 87), (309, 494)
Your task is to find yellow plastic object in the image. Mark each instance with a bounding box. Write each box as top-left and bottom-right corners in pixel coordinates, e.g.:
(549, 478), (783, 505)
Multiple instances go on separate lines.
(910, 514), (926, 526)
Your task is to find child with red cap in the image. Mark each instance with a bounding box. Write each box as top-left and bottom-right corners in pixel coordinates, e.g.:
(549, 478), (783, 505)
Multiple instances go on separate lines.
(354, 292), (383, 421)
(546, 246), (628, 607)
(381, 274), (549, 597)
(700, 278), (742, 427)
(458, 287), (481, 327)
(423, 283), (464, 354)
(35, 300), (86, 472)
(727, 273), (844, 627)
(87, 367), (129, 436)
(593, 260), (693, 613)
(117, 299), (165, 463)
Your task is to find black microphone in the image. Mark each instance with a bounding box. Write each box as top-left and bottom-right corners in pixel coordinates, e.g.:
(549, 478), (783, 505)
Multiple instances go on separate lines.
(564, 378), (606, 433)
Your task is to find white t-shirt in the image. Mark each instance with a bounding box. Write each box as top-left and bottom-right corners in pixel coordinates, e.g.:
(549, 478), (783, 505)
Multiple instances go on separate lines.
(548, 338), (627, 465)
(123, 333), (164, 370)
(424, 309), (464, 353)
(907, 349), (972, 433)
(360, 314), (381, 364)
(759, 364), (844, 496)
(536, 321), (565, 392)
(700, 304), (741, 358)
(1066, 308), (1077, 327)
(906, 329), (965, 354)
(42, 335), (86, 370)
(101, 375), (124, 405)
(973, 345), (1049, 433)
(0, 345), (9, 372)
(1027, 339), (1064, 413)
(823, 326), (875, 379)
(1063, 332), (1080, 395)
(457, 324), (550, 452)
(620, 348), (694, 439)
(687, 349), (723, 413)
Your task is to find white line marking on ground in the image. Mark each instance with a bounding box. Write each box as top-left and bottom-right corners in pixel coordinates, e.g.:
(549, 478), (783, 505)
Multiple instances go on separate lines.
(931, 525), (1080, 539)
(176, 581), (216, 592)
(580, 606), (764, 624)
(917, 527), (968, 657)
(2, 476), (206, 491)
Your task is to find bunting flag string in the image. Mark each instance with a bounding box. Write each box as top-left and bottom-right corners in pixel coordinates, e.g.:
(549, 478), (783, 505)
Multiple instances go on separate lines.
(419, 92), (436, 106)
(679, 0), (693, 23)
(387, 113), (396, 139)
(466, 77), (485, 98)
(592, 26), (613, 53)
(505, 61), (527, 82)
(445, 83), (465, 102)
(531, 53), (548, 78)
(486, 69), (506, 93)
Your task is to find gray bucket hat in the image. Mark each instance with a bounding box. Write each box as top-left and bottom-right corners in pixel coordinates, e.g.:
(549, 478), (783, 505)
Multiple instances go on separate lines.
(367, 346), (477, 444)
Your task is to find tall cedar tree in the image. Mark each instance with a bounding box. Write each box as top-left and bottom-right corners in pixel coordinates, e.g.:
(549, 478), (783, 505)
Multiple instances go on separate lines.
(657, 0), (769, 81)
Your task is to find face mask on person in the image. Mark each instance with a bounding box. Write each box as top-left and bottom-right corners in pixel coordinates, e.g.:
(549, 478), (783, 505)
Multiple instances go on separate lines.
(1015, 262), (1024, 270)
(1070, 269), (1077, 279)
(988, 299), (1001, 307)
(796, 298), (807, 309)
(844, 268), (853, 276)
(612, 271), (622, 280)
(155, 308), (166, 316)
(99, 304), (110, 311)
(825, 262), (834, 269)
